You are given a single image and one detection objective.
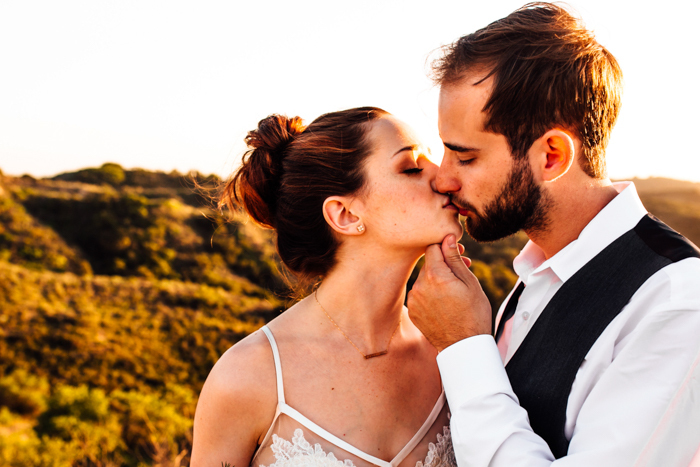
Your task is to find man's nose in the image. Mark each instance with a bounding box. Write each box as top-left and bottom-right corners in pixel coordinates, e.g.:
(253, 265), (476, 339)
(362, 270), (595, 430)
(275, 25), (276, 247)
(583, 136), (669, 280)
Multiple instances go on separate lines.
(436, 160), (461, 194)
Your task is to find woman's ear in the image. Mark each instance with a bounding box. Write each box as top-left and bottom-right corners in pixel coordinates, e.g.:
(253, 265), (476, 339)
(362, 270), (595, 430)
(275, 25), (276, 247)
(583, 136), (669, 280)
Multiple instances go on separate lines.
(322, 196), (365, 236)
(530, 129), (576, 182)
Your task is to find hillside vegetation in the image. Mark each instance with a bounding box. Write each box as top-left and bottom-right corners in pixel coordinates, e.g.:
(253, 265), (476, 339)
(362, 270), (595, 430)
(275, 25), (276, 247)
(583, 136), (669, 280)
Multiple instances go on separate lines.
(0, 164), (698, 466)
(0, 165), (284, 466)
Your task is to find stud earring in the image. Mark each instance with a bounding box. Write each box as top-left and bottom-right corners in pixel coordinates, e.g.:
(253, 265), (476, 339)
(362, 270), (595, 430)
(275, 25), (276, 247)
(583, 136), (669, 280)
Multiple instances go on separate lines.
(357, 224), (365, 233)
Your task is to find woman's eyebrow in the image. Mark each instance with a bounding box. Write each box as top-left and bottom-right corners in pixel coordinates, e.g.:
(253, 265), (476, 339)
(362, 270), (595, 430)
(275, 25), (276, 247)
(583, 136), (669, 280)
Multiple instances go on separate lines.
(392, 144), (419, 157)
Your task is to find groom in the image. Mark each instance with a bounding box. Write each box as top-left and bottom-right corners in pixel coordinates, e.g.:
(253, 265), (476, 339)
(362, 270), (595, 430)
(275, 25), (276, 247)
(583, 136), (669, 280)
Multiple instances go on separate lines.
(408, 3), (700, 465)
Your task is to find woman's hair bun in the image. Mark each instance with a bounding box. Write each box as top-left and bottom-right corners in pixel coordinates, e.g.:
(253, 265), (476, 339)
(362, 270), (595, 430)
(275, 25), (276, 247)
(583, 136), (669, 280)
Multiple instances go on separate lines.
(246, 114), (305, 156)
(222, 114), (305, 228)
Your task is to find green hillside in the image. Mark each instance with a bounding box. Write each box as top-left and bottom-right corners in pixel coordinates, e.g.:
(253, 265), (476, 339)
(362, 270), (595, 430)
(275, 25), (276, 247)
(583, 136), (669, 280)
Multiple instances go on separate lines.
(0, 165), (698, 466)
(631, 177), (700, 245)
(0, 166), (285, 467)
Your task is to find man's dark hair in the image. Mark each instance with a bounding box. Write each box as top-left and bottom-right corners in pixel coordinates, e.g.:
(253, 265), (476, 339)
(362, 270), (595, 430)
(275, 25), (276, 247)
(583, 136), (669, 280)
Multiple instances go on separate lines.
(432, 2), (622, 178)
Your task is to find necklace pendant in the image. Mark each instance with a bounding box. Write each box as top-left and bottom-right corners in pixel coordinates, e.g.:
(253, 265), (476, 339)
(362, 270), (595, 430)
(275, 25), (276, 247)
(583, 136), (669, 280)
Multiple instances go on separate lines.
(364, 350), (388, 359)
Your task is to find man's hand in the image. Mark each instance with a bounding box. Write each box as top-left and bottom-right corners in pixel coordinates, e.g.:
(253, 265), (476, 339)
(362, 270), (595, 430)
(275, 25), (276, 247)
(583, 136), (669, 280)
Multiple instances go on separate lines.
(407, 234), (493, 351)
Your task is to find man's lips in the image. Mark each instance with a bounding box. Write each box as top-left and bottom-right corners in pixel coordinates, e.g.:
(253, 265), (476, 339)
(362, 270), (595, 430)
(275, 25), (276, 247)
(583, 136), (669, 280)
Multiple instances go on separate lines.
(458, 208), (472, 216)
(451, 201), (473, 216)
(444, 198), (473, 216)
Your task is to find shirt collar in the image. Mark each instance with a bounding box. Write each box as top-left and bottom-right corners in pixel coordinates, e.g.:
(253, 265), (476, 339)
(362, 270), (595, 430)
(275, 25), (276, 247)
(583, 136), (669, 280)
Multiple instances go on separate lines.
(513, 182), (648, 284)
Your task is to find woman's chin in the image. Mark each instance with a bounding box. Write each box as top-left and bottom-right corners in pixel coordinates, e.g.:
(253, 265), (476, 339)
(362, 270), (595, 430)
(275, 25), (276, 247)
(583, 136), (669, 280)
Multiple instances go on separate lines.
(423, 224), (464, 247)
(447, 222), (465, 242)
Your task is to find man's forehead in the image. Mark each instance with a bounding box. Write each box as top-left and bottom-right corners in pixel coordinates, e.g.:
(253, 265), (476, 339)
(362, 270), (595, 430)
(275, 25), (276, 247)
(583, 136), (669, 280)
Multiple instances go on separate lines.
(460, 70), (493, 87)
(439, 73), (493, 102)
(438, 79), (492, 135)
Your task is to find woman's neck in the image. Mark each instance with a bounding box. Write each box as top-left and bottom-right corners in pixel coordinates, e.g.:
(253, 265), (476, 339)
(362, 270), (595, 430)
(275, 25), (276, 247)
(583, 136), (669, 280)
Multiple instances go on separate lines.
(313, 246), (420, 349)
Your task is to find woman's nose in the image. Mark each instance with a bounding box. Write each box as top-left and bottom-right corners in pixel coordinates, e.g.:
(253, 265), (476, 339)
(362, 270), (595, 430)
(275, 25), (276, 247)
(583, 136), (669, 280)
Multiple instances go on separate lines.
(422, 159), (441, 190)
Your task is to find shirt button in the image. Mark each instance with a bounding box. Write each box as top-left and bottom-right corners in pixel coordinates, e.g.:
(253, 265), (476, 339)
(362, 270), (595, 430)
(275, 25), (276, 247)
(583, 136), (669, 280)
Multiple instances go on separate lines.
(522, 311), (530, 320)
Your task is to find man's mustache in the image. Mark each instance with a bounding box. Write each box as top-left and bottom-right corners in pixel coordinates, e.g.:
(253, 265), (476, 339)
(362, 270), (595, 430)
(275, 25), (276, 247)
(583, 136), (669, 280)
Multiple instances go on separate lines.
(449, 195), (479, 216)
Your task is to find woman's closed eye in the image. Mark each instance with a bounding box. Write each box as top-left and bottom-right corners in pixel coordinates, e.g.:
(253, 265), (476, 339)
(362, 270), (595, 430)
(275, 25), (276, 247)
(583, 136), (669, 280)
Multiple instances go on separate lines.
(402, 168), (424, 175)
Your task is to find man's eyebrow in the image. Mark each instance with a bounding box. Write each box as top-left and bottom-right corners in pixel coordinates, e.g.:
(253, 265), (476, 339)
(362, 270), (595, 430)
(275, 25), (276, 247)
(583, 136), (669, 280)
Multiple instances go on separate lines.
(444, 142), (479, 153)
(392, 144), (419, 157)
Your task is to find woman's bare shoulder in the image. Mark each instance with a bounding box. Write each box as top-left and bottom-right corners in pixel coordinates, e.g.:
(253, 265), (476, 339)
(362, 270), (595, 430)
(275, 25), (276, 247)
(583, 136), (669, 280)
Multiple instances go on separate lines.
(209, 327), (279, 396)
(191, 327), (278, 466)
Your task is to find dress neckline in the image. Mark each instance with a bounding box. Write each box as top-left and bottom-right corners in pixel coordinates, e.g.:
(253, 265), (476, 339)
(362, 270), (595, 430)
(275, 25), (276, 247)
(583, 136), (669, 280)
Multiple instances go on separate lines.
(256, 325), (446, 467)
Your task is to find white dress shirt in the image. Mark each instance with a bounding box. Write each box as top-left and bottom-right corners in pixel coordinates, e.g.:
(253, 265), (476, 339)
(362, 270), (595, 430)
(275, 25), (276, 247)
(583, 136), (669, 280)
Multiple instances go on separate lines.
(437, 182), (700, 466)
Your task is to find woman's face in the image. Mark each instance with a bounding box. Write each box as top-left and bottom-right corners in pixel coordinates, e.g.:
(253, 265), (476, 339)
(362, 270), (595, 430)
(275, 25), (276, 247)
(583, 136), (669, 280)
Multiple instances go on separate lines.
(354, 115), (463, 251)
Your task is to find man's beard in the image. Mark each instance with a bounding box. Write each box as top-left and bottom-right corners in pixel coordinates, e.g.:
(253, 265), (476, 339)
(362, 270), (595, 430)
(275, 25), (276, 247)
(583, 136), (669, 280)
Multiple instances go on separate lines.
(454, 160), (552, 242)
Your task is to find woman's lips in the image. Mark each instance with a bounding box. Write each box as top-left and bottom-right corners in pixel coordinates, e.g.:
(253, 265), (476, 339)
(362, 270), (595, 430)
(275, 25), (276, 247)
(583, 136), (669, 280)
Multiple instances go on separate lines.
(443, 199), (468, 214)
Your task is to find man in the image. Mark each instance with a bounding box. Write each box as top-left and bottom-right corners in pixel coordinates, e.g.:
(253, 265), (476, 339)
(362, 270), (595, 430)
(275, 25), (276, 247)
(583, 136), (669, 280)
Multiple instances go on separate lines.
(408, 3), (700, 465)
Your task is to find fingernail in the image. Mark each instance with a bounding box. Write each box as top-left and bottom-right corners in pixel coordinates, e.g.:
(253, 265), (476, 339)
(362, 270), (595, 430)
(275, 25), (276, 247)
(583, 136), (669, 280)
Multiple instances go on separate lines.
(448, 235), (457, 249)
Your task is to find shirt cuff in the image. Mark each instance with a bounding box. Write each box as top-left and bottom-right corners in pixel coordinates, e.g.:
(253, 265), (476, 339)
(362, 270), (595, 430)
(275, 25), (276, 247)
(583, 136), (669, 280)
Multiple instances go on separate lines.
(437, 334), (516, 404)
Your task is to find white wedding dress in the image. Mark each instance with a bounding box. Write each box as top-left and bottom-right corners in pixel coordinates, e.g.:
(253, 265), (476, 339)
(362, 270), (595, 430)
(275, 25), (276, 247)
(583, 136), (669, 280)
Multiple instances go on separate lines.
(251, 326), (457, 467)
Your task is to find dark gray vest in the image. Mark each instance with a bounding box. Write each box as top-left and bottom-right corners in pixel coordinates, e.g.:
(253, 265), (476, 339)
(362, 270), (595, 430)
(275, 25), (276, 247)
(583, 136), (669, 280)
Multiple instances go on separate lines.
(502, 214), (700, 458)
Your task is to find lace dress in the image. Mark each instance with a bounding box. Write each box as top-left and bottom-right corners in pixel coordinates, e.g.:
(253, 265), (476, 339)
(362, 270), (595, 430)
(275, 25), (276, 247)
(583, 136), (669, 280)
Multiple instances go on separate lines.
(251, 326), (456, 467)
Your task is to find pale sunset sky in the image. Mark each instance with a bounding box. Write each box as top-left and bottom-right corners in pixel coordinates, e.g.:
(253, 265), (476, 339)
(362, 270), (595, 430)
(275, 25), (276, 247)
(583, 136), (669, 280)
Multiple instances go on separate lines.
(0, 0), (698, 182)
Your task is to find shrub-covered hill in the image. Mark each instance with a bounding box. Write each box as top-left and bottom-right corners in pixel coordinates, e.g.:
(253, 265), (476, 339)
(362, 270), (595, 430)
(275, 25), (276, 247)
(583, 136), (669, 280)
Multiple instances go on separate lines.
(0, 262), (274, 392)
(6, 170), (285, 293)
(0, 261), (275, 466)
(631, 177), (700, 245)
(0, 164), (698, 467)
(0, 166), (288, 466)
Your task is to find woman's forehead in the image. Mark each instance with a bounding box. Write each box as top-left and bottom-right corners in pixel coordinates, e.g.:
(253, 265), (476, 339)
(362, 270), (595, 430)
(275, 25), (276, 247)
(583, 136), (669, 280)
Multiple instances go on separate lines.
(368, 116), (423, 157)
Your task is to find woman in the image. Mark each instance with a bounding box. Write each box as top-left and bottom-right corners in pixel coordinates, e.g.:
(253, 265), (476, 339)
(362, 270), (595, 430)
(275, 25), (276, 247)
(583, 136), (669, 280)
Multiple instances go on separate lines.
(191, 107), (463, 466)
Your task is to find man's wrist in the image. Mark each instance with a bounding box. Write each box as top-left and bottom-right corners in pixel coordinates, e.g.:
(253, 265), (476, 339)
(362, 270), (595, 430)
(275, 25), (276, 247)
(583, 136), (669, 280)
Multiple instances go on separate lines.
(434, 329), (491, 353)
(437, 335), (512, 398)
(433, 332), (491, 352)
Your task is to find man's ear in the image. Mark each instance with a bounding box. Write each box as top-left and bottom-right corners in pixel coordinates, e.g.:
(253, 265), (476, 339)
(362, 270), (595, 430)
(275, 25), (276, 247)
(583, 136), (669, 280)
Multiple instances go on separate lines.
(530, 129), (576, 182)
(322, 196), (364, 236)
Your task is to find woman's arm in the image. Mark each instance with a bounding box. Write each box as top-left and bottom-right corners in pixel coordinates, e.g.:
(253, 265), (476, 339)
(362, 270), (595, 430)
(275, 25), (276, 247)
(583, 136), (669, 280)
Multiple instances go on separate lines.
(191, 330), (278, 467)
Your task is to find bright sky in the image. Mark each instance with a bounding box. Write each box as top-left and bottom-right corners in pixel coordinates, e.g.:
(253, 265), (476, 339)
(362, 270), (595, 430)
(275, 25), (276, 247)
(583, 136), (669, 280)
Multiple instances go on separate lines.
(0, 0), (698, 182)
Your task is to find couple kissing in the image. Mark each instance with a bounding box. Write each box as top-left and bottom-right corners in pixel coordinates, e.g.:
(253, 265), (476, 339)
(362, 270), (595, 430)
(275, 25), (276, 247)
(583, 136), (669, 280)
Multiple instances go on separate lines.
(191, 3), (700, 466)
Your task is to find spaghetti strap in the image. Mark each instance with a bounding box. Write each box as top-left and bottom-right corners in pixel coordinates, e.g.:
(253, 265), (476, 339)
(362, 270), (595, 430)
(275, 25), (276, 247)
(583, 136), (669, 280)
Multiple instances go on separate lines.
(261, 325), (285, 405)
(253, 324), (454, 466)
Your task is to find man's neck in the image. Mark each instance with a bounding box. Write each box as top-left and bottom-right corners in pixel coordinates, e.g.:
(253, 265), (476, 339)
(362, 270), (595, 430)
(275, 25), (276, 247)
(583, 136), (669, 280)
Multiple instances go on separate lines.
(527, 179), (619, 259)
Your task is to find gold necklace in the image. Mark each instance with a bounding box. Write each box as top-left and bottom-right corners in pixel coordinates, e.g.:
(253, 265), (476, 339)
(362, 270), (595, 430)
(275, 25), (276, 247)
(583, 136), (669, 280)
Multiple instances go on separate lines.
(314, 290), (401, 360)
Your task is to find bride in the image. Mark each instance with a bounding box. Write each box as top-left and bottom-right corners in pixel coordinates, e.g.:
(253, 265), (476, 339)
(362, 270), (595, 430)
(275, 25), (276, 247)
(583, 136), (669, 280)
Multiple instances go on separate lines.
(191, 107), (463, 466)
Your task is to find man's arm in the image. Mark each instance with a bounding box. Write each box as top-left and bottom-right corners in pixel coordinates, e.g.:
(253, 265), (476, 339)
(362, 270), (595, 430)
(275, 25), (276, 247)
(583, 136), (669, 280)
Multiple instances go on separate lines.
(409, 237), (700, 466)
(437, 307), (700, 466)
(438, 335), (556, 466)
(408, 238), (556, 464)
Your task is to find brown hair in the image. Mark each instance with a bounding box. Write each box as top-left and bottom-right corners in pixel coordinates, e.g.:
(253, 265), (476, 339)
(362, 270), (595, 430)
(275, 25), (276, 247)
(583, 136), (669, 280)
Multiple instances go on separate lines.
(220, 107), (388, 287)
(432, 2), (622, 178)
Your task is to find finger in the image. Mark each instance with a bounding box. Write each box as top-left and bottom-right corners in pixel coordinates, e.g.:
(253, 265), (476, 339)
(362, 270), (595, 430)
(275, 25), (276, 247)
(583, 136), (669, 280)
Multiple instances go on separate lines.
(442, 234), (473, 284)
(423, 243), (447, 270)
(462, 256), (472, 268)
(458, 243), (465, 255)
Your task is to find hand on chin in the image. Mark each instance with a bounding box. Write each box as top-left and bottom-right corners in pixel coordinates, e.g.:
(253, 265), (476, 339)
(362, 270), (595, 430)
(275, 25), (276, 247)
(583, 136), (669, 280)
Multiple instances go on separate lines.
(407, 234), (491, 352)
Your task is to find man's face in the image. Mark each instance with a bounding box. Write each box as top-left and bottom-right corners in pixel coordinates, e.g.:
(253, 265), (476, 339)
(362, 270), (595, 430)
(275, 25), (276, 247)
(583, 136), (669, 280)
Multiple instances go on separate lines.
(436, 76), (551, 242)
